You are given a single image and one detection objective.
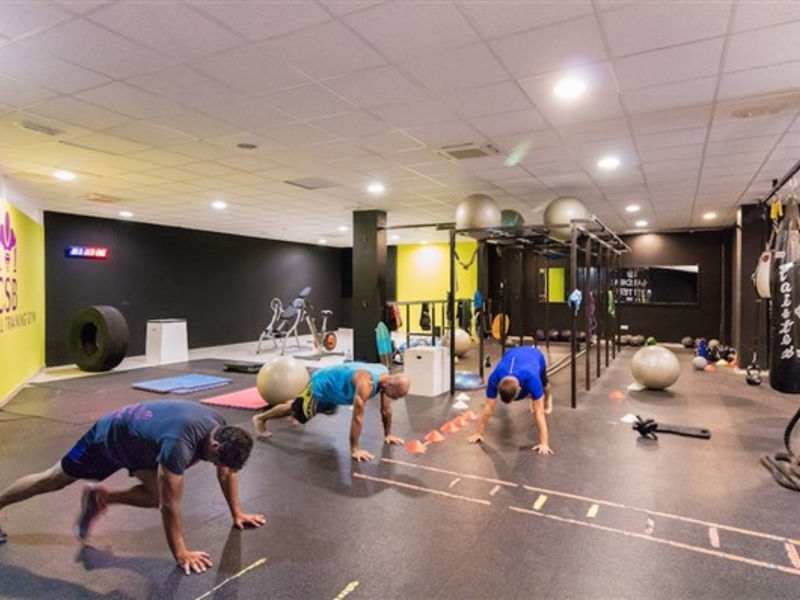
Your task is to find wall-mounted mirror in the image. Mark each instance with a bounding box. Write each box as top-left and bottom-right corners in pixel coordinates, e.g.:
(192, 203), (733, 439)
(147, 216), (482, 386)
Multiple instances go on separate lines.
(614, 265), (699, 305)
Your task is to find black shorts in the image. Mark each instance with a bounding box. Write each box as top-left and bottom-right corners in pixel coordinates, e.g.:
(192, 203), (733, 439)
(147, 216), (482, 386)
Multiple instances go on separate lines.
(540, 364), (549, 389)
(290, 395), (338, 424)
(61, 424), (123, 481)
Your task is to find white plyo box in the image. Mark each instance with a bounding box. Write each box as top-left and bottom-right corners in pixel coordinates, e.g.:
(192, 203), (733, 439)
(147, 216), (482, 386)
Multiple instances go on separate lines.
(403, 346), (450, 397)
(146, 319), (188, 365)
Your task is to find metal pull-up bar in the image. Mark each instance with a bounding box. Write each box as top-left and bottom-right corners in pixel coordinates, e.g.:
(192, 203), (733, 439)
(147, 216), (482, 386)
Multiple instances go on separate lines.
(759, 158), (800, 206)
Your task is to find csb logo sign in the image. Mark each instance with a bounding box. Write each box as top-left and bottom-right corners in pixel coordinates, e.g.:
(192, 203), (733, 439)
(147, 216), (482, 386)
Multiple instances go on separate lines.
(0, 210), (18, 314)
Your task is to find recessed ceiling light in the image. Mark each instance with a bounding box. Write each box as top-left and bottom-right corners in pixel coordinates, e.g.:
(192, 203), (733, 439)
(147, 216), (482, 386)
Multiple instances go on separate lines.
(318, 238), (327, 244)
(367, 182), (385, 195)
(625, 204), (640, 213)
(119, 210), (133, 218)
(211, 200), (227, 210)
(703, 211), (717, 220)
(597, 156), (621, 170)
(635, 220), (648, 228)
(553, 77), (587, 101)
(338, 225), (349, 232)
(390, 234), (399, 241)
(420, 240), (428, 245)
(53, 169), (76, 181)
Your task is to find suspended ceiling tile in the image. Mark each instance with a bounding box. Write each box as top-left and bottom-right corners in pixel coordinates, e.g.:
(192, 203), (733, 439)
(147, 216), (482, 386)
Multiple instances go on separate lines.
(192, 1), (330, 42)
(725, 20), (800, 72)
(614, 38), (724, 91)
(324, 65), (428, 108)
(344, 2), (478, 62)
(103, 121), (195, 148)
(256, 20), (385, 79)
(401, 43), (509, 95)
(0, 2), (72, 39)
(445, 81), (532, 119)
(458, 0), (593, 39)
(26, 96), (131, 129)
(261, 83), (355, 120)
(24, 18), (174, 79)
(622, 77), (718, 115)
(601, 1), (731, 57)
(88, 2), (242, 61)
(489, 14), (606, 79)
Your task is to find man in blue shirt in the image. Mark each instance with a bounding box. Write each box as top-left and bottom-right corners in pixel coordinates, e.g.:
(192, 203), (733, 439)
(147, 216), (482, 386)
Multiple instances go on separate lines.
(0, 401), (265, 575)
(252, 362), (410, 462)
(467, 346), (553, 455)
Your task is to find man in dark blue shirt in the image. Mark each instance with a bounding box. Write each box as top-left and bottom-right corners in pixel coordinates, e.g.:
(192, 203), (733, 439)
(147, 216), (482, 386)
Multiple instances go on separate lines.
(0, 400), (265, 575)
(467, 346), (553, 455)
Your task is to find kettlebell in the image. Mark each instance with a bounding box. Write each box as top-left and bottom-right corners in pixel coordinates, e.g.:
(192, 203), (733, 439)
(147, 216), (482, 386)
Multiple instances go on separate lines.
(746, 364), (762, 386)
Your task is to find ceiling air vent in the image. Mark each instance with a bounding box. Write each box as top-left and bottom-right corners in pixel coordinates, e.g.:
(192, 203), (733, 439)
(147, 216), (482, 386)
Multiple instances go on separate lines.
(284, 177), (340, 190)
(14, 120), (64, 137)
(438, 143), (500, 160)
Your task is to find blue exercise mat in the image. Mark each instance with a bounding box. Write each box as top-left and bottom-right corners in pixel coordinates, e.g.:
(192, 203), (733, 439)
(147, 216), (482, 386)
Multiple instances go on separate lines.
(133, 373), (232, 394)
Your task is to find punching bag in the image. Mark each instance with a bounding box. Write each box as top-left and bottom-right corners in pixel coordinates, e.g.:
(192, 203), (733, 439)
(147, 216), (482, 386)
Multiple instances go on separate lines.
(770, 196), (800, 393)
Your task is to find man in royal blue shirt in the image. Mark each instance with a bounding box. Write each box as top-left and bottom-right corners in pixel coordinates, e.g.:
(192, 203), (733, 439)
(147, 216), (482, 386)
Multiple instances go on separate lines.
(467, 346), (553, 455)
(0, 401), (265, 574)
(252, 362), (410, 462)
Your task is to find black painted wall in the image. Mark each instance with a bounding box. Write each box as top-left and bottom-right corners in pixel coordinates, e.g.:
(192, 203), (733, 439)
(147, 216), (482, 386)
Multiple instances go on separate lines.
(45, 212), (349, 366)
(486, 230), (733, 343)
(737, 204), (770, 363)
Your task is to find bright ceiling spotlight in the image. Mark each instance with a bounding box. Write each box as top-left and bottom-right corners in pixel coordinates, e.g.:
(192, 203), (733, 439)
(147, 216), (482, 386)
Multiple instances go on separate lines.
(119, 210), (133, 218)
(390, 234), (399, 241)
(318, 238), (327, 244)
(53, 169), (76, 181)
(553, 77), (587, 101)
(367, 182), (385, 195)
(597, 156), (621, 170)
(211, 200), (227, 210)
(338, 225), (349, 232)
(635, 220), (648, 228)
(702, 212), (717, 220)
(625, 204), (640, 213)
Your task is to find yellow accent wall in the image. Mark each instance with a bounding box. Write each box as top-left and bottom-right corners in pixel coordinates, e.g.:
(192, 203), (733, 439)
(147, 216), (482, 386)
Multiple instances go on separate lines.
(540, 267), (566, 303)
(0, 200), (45, 403)
(396, 241), (478, 333)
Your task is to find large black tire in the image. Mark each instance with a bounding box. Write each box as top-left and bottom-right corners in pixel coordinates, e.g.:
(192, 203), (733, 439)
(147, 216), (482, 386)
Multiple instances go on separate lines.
(68, 305), (129, 372)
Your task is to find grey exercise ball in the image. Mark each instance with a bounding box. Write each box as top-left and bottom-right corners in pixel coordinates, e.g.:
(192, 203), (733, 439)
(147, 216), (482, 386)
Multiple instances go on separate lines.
(692, 356), (708, 370)
(631, 345), (681, 390)
(681, 336), (694, 348)
(455, 194), (502, 236)
(543, 196), (591, 241)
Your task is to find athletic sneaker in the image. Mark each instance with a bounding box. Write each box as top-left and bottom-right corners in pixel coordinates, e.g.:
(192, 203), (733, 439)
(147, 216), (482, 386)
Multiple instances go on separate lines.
(74, 485), (105, 542)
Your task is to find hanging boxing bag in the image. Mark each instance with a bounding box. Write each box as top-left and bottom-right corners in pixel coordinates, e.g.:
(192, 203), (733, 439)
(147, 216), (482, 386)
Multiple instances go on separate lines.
(770, 196), (800, 393)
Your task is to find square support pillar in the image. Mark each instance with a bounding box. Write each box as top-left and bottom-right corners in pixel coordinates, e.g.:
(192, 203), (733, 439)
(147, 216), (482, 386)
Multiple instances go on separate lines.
(352, 210), (387, 362)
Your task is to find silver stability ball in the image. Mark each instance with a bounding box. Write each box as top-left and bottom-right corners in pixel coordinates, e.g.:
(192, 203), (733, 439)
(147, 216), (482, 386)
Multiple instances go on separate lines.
(455, 194), (502, 236)
(631, 345), (681, 390)
(543, 196), (591, 241)
(257, 357), (310, 404)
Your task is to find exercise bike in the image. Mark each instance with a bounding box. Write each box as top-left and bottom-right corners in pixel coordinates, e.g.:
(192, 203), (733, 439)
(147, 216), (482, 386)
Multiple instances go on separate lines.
(295, 303), (345, 361)
(255, 287), (310, 355)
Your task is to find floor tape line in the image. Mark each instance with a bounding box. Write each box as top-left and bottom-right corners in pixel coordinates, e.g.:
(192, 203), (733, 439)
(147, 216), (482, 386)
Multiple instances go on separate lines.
(448, 477), (461, 488)
(510, 506), (800, 577)
(195, 557), (267, 600)
(353, 472), (491, 506)
(489, 484), (501, 496)
(785, 542), (800, 569)
(521, 483), (799, 545)
(533, 494), (548, 510)
(333, 580), (359, 600)
(379, 458), (518, 487)
(709, 527), (720, 549)
(587, 504), (599, 519)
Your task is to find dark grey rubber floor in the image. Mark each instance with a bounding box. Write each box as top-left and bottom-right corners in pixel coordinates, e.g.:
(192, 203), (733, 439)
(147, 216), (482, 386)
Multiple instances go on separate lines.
(2, 350), (800, 599)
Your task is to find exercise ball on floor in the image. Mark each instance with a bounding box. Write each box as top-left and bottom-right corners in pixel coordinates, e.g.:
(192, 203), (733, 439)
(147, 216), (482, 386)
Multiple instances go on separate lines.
(631, 346), (681, 390)
(543, 196), (592, 241)
(500, 209), (525, 228)
(681, 336), (694, 348)
(257, 357), (310, 404)
(692, 356), (708, 370)
(455, 194), (502, 236)
(455, 370), (484, 390)
(444, 328), (472, 357)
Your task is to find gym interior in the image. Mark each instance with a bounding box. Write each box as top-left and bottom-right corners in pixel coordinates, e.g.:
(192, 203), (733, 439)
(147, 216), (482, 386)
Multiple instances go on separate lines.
(1, 2), (800, 598)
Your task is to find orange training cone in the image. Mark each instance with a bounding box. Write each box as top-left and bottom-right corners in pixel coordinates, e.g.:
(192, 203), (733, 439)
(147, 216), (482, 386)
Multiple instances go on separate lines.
(453, 415), (468, 428)
(424, 430), (445, 443)
(704, 364), (717, 372)
(463, 410), (479, 421)
(405, 439), (427, 454)
(440, 421), (459, 434)
(608, 390), (625, 402)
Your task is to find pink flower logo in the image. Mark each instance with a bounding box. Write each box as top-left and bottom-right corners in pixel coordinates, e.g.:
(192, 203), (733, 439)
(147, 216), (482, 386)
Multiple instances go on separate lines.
(0, 211), (16, 268)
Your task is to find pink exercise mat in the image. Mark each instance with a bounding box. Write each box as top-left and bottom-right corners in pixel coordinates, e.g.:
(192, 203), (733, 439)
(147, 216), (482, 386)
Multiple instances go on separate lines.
(200, 387), (266, 410)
